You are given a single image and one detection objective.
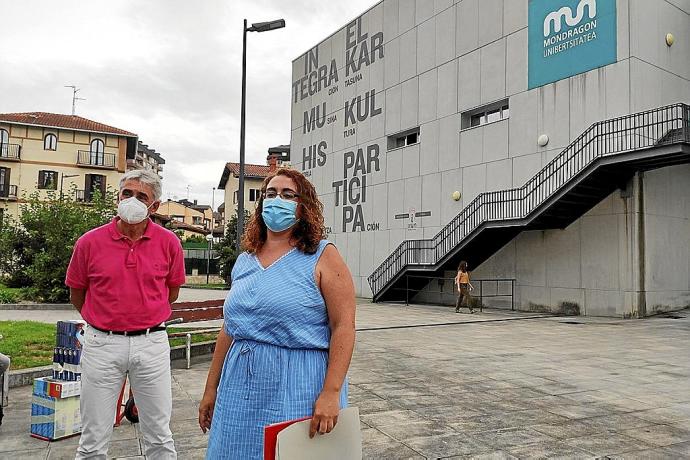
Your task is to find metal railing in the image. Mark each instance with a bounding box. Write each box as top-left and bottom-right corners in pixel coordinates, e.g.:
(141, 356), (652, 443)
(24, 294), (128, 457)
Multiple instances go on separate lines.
(369, 103), (690, 297)
(392, 275), (515, 311)
(0, 144), (21, 160)
(77, 150), (116, 168)
(0, 185), (18, 199)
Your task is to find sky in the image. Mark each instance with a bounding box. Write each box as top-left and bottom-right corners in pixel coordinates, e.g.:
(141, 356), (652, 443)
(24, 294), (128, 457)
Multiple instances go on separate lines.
(0, 0), (376, 207)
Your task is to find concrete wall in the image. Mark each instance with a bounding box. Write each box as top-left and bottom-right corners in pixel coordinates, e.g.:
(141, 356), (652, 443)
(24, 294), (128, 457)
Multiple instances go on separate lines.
(290, 0), (690, 316)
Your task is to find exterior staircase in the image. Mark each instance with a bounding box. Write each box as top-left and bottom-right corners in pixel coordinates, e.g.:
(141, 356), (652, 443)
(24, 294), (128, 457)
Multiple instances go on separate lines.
(369, 103), (690, 302)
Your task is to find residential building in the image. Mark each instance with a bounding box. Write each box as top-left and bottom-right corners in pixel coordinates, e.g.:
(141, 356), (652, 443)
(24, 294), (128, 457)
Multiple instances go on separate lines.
(0, 112), (137, 219)
(218, 162), (271, 221)
(128, 141), (164, 179)
(169, 220), (210, 240)
(290, 0), (690, 317)
(268, 144), (291, 167)
(158, 200), (208, 229)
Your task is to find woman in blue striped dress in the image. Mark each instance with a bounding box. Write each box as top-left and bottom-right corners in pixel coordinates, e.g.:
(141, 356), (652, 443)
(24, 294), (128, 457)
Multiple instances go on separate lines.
(199, 168), (356, 459)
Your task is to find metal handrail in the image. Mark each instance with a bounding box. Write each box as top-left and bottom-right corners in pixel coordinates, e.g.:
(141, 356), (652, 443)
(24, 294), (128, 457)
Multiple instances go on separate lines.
(0, 144), (21, 160)
(77, 150), (116, 168)
(369, 103), (690, 296)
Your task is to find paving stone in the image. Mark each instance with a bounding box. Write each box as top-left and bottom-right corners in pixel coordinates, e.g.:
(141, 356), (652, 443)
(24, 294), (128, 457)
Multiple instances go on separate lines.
(607, 446), (690, 459)
(361, 427), (424, 459)
(531, 419), (613, 440)
(0, 431), (52, 453)
(376, 420), (455, 440)
(454, 450), (518, 459)
(470, 427), (556, 450)
(547, 403), (619, 420)
(360, 409), (428, 428)
(666, 440), (690, 456)
(174, 433), (210, 452)
(506, 439), (593, 459)
(622, 424), (690, 447)
(4, 449), (48, 460)
(403, 432), (492, 458)
(564, 432), (656, 457)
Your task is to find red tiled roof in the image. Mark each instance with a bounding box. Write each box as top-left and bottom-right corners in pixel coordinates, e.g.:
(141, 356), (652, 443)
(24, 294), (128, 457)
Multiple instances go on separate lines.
(0, 112), (136, 137)
(218, 162), (271, 189)
(225, 162), (271, 178)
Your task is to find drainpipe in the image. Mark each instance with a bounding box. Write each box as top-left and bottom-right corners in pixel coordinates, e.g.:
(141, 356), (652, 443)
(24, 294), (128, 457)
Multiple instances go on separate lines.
(635, 172), (646, 318)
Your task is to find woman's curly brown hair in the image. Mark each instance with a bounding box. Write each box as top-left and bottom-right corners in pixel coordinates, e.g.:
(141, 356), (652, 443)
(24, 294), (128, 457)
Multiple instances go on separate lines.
(242, 168), (325, 254)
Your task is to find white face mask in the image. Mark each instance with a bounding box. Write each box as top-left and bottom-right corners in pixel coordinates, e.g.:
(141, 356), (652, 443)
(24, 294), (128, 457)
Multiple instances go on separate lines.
(117, 197), (152, 224)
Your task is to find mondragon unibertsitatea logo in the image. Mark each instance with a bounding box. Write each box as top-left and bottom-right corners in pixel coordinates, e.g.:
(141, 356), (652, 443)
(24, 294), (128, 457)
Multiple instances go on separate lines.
(543, 0), (597, 37)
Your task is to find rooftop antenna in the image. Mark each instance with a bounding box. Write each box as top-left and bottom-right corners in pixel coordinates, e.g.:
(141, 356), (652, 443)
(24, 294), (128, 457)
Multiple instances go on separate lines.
(64, 85), (86, 115)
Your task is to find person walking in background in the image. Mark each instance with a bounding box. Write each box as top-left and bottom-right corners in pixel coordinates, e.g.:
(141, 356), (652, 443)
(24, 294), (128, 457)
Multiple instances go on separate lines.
(455, 261), (474, 313)
(66, 170), (185, 459)
(199, 168), (356, 459)
(0, 344), (9, 426)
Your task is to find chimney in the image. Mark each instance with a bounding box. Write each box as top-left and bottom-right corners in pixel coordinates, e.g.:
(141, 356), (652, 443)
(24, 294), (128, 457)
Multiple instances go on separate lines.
(268, 155), (278, 173)
(194, 199), (197, 205)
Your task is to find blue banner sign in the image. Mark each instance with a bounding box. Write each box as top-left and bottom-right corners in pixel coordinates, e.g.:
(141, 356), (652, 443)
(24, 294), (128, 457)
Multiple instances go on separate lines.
(528, 0), (617, 89)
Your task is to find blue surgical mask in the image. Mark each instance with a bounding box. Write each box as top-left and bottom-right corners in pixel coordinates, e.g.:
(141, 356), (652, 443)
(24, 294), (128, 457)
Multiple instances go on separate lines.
(262, 197), (298, 232)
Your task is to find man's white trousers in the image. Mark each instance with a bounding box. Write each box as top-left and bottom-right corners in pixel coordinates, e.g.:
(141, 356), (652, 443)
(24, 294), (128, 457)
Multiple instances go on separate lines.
(76, 328), (177, 459)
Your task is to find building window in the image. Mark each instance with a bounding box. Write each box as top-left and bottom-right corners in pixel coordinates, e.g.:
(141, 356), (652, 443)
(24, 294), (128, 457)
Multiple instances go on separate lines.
(0, 129), (8, 157)
(85, 174), (106, 201)
(44, 133), (57, 151)
(90, 139), (105, 165)
(38, 170), (58, 190)
(387, 127), (420, 150)
(192, 216), (202, 225)
(233, 190), (238, 204)
(462, 99), (509, 129)
(249, 189), (261, 202)
(0, 167), (10, 197)
(172, 215), (184, 222)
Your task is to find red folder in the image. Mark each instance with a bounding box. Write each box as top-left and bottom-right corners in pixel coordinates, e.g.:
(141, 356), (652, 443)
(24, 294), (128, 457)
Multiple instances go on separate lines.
(264, 416), (311, 460)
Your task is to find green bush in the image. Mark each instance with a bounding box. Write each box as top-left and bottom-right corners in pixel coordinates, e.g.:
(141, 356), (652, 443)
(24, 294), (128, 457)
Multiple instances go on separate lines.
(0, 188), (117, 302)
(215, 210), (250, 284)
(0, 290), (18, 304)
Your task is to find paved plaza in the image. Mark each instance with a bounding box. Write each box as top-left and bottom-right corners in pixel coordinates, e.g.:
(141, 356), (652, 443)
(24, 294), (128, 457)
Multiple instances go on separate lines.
(1, 301), (689, 459)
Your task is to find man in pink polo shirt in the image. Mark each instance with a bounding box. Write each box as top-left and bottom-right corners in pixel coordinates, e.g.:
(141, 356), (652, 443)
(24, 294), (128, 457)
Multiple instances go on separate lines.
(66, 169), (185, 459)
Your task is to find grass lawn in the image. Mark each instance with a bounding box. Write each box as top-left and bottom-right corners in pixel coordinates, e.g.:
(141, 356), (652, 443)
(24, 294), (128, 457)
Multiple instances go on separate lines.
(0, 321), (218, 370)
(0, 284), (24, 303)
(184, 283), (227, 289)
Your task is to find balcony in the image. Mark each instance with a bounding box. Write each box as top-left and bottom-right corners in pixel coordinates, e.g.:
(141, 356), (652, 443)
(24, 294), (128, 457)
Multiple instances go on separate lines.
(0, 144), (21, 161)
(0, 185), (18, 200)
(77, 150), (116, 169)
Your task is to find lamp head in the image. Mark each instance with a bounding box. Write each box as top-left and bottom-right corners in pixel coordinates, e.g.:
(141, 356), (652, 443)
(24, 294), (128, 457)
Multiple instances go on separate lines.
(248, 19), (285, 32)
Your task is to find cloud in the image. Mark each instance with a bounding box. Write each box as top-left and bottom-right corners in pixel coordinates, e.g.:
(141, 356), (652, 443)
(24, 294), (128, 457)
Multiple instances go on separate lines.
(0, 0), (376, 206)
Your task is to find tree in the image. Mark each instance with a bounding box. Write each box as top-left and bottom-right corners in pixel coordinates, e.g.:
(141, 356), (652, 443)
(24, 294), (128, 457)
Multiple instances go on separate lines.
(215, 209), (250, 284)
(0, 188), (117, 302)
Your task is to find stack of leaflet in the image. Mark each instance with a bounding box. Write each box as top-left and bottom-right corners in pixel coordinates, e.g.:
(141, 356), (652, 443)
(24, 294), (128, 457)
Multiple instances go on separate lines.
(30, 320), (85, 441)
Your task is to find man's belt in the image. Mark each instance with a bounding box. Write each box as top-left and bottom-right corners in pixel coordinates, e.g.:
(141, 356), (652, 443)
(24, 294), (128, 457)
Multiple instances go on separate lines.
(89, 324), (166, 336)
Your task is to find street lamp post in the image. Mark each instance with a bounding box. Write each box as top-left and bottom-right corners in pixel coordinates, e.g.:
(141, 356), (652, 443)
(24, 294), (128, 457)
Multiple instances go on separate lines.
(60, 173), (79, 200)
(205, 233), (214, 285)
(237, 18), (286, 252)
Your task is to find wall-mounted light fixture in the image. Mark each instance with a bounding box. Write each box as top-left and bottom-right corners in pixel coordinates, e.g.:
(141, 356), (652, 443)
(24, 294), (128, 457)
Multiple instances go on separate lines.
(452, 191), (461, 201)
(537, 134), (549, 147)
(666, 33), (675, 47)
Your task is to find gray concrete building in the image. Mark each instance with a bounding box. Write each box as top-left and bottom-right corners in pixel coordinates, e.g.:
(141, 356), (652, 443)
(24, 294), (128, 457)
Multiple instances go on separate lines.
(290, 0), (690, 317)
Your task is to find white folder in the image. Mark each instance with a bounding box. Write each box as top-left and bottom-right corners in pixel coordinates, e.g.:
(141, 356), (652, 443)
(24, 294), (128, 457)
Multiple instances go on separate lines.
(276, 407), (362, 460)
